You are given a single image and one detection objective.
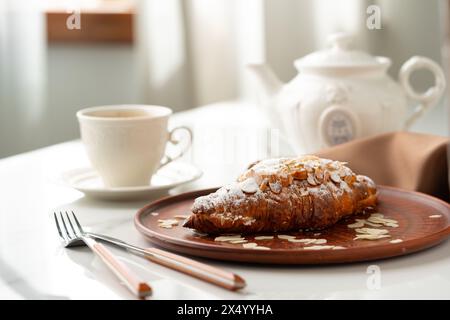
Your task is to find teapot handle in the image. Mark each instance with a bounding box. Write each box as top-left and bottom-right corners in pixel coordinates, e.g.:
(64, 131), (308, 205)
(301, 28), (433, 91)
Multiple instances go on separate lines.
(399, 56), (446, 130)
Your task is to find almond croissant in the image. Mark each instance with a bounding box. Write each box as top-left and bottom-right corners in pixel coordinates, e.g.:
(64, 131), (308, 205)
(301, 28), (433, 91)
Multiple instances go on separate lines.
(183, 156), (377, 234)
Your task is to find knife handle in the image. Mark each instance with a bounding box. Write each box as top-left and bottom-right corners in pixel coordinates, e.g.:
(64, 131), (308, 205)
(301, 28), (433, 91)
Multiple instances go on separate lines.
(144, 247), (246, 291)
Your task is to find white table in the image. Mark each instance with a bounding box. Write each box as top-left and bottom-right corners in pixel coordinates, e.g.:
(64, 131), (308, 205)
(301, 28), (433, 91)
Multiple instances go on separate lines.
(1, 102), (450, 300)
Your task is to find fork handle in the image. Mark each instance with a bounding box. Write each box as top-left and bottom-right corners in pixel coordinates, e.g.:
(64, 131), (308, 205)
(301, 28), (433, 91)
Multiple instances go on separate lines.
(144, 247), (246, 291)
(91, 243), (152, 298)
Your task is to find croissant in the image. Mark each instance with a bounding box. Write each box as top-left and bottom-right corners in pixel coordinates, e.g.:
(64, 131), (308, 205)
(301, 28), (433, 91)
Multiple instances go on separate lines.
(183, 156), (377, 234)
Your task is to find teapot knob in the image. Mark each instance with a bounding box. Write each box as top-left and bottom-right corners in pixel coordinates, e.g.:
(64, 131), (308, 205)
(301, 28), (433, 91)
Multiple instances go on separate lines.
(327, 33), (352, 50)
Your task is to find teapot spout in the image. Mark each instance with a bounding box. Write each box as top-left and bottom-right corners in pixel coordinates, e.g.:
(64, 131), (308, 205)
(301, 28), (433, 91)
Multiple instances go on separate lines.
(247, 63), (283, 102)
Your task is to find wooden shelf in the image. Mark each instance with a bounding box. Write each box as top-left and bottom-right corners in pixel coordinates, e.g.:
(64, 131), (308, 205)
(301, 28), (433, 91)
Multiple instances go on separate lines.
(45, 0), (134, 44)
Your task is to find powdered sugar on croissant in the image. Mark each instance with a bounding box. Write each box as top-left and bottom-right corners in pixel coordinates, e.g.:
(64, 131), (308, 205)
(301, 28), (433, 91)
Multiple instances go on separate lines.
(184, 155), (377, 234)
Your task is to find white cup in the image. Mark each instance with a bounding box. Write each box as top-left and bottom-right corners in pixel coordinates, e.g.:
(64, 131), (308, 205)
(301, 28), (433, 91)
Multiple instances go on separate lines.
(77, 105), (192, 187)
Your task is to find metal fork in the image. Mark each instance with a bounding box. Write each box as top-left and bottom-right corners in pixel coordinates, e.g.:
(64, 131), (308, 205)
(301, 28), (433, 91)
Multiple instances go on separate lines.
(53, 211), (152, 299)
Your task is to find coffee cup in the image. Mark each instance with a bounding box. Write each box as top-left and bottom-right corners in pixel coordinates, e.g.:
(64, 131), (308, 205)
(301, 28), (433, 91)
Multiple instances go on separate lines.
(77, 105), (192, 187)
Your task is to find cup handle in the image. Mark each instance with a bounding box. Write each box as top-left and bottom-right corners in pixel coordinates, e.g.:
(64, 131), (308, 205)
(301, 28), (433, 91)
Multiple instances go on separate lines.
(399, 56), (446, 130)
(159, 126), (193, 168)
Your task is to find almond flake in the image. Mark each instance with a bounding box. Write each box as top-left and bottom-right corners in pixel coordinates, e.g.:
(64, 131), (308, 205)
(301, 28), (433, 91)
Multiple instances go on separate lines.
(307, 174), (317, 186)
(287, 238), (327, 245)
(259, 178), (269, 191)
(330, 172), (341, 183)
(355, 228), (389, 235)
(158, 219), (178, 225)
(158, 224), (174, 229)
(363, 221), (383, 227)
(385, 223), (399, 228)
(367, 215), (399, 227)
(292, 170), (307, 180)
(158, 219), (179, 229)
(240, 177), (259, 194)
(303, 245), (336, 250)
(269, 182), (282, 194)
(304, 162), (314, 170)
(287, 238), (313, 243)
(332, 246), (346, 250)
(151, 212), (159, 216)
(277, 235), (296, 240)
(328, 161), (340, 170)
(368, 217), (397, 224)
(243, 243), (258, 248)
(389, 239), (403, 244)
(254, 236), (274, 240)
(344, 175), (356, 184)
(429, 214), (442, 218)
(229, 240), (248, 244)
(252, 246), (271, 250)
(315, 168), (324, 180)
(353, 234), (391, 240)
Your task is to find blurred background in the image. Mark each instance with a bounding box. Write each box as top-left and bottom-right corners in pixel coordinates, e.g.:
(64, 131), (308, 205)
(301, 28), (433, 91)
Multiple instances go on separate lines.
(0, 0), (448, 158)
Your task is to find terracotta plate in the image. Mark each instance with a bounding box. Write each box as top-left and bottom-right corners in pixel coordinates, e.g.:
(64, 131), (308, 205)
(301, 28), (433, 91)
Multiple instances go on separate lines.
(134, 186), (450, 264)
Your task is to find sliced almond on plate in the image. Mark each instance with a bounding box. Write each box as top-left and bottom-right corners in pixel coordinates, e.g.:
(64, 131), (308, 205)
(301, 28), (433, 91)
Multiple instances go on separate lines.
(355, 228), (389, 235)
(158, 219), (178, 224)
(254, 236), (274, 240)
(214, 236), (245, 242)
(174, 214), (190, 219)
(353, 234), (391, 240)
(303, 245), (336, 250)
(229, 239), (248, 244)
(277, 235), (296, 240)
(363, 221), (383, 227)
(158, 224), (175, 229)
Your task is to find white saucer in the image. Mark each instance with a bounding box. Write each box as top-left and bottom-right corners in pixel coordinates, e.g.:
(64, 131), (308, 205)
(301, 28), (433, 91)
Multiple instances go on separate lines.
(62, 162), (202, 200)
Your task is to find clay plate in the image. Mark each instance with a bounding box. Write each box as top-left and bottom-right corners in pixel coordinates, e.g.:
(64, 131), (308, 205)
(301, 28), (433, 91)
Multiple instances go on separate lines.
(134, 186), (450, 264)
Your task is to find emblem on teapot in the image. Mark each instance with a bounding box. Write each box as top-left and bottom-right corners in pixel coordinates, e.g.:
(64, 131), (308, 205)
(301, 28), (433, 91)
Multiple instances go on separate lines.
(248, 33), (446, 153)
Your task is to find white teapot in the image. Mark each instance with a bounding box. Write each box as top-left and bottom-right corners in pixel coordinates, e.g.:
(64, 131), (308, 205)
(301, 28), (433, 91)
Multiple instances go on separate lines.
(248, 33), (446, 154)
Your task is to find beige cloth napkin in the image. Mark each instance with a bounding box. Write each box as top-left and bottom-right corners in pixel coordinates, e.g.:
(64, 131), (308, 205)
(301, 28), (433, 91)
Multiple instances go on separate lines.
(315, 131), (449, 201)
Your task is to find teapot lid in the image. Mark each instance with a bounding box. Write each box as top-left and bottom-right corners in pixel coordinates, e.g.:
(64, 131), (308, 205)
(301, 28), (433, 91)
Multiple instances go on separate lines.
(294, 33), (390, 70)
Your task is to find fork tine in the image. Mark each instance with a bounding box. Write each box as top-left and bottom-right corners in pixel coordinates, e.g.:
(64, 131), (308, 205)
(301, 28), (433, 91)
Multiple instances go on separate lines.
(71, 210), (84, 234)
(53, 212), (65, 241)
(59, 211), (72, 240)
(65, 211), (78, 237)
